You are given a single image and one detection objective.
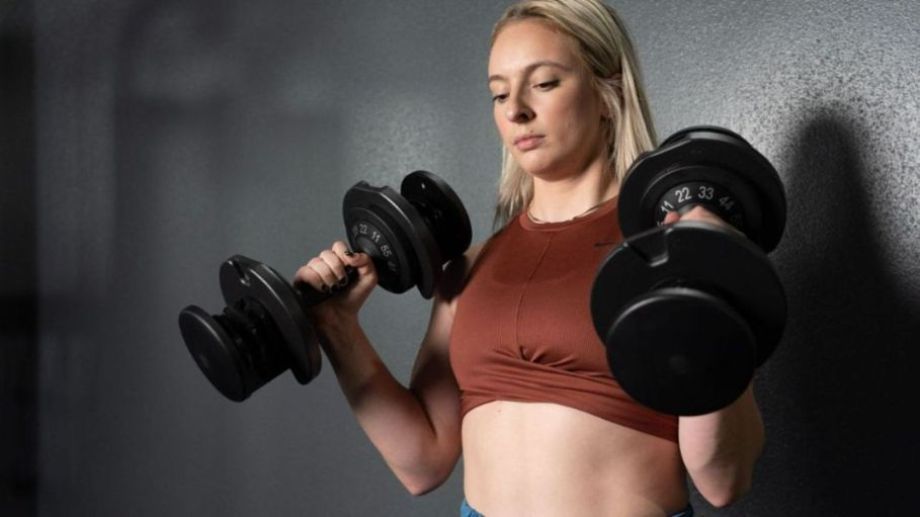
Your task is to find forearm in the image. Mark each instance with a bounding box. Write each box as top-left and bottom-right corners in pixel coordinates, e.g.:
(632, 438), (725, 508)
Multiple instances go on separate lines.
(678, 383), (764, 506)
(317, 316), (455, 493)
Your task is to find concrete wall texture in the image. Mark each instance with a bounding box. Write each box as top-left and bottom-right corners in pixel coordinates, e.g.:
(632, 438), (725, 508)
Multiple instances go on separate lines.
(2, 0), (918, 515)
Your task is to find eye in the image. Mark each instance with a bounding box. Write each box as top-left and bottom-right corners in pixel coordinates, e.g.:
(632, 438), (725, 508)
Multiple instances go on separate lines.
(491, 93), (509, 103)
(534, 79), (560, 90)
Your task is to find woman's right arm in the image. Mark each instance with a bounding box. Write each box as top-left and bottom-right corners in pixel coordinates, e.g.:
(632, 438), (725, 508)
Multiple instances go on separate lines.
(295, 240), (481, 495)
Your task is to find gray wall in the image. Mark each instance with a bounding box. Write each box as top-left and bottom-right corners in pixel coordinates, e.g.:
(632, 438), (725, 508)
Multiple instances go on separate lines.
(2, 0), (918, 515)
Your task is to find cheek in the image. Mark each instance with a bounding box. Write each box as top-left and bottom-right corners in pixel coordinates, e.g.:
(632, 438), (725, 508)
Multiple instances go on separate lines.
(553, 97), (596, 141)
(493, 108), (512, 142)
(567, 95), (603, 140)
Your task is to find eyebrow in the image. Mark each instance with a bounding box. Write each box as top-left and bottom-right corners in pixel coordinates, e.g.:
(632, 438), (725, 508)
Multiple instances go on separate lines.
(488, 60), (573, 84)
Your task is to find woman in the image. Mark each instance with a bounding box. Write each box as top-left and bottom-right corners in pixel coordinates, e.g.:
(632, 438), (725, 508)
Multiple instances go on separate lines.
(296, 1), (764, 515)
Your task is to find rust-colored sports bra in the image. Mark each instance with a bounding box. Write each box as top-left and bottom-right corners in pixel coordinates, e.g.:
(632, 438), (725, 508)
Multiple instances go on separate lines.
(449, 196), (678, 442)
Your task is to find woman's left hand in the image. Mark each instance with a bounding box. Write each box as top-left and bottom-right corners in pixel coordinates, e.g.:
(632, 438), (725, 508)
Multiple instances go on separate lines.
(662, 205), (735, 232)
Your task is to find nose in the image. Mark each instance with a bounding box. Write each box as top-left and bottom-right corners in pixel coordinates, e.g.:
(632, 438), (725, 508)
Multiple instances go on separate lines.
(505, 92), (534, 123)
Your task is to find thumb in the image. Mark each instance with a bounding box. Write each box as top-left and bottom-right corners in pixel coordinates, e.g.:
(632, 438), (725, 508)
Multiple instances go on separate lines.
(663, 210), (681, 225)
(346, 251), (378, 283)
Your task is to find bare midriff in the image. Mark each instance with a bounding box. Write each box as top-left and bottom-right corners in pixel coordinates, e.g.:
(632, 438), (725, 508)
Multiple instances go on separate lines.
(462, 401), (687, 517)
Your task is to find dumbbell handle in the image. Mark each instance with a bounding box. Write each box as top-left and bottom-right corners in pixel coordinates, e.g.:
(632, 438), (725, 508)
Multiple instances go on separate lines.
(294, 266), (360, 306)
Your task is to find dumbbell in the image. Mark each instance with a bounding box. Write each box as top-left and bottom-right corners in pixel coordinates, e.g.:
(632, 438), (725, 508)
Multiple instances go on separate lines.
(590, 127), (787, 415)
(178, 170), (472, 402)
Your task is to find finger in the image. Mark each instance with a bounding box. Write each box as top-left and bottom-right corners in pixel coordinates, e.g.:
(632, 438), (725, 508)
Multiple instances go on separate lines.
(331, 240), (351, 255)
(330, 241), (358, 271)
(330, 241), (374, 270)
(319, 249), (349, 284)
(294, 264), (320, 288)
(685, 206), (726, 226)
(295, 260), (333, 292)
(347, 250), (373, 267)
(308, 256), (339, 289)
(663, 210), (680, 225)
(687, 205), (715, 219)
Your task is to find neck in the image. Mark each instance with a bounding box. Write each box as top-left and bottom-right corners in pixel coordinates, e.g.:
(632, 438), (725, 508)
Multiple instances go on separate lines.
(527, 168), (619, 223)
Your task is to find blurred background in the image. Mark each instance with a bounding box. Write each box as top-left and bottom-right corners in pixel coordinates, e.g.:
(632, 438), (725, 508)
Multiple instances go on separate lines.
(2, 0), (919, 515)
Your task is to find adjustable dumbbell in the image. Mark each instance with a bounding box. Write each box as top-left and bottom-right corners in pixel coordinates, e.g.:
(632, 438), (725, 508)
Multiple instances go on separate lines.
(590, 127), (787, 415)
(178, 170), (472, 402)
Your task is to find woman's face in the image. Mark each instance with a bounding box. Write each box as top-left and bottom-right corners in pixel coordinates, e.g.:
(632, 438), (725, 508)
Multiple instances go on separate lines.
(488, 19), (606, 180)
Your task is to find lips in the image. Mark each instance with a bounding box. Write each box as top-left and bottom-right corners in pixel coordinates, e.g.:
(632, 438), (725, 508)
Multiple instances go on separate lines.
(514, 134), (544, 151)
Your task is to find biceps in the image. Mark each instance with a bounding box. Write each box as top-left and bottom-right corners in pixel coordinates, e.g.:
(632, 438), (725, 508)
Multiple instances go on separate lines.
(408, 299), (462, 449)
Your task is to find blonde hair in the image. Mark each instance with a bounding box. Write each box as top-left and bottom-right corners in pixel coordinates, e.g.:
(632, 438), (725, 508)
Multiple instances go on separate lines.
(491, 0), (657, 229)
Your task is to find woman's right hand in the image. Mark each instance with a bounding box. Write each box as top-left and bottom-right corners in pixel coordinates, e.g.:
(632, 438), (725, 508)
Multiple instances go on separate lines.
(294, 240), (378, 328)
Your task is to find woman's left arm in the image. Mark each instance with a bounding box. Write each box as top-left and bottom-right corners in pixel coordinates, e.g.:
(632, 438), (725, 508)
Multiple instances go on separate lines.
(664, 205), (766, 507)
(678, 383), (765, 507)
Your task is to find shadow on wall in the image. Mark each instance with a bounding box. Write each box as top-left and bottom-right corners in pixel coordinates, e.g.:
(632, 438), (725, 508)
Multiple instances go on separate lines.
(0, 1), (37, 515)
(706, 113), (920, 516)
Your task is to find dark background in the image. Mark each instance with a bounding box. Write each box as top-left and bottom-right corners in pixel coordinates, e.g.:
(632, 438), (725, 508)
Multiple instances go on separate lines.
(2, 0), (919, 515)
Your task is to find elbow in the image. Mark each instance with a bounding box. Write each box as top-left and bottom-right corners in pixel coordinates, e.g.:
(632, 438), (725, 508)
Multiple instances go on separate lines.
(401, 468), (452, 497)
(685, 444), (762, 507)
(397, 451), (459, 497)
(405, 481), (438, 497)
(696, 471), (753, 508)
(393, 432), (461, 497)
(688, 452), (759, 508)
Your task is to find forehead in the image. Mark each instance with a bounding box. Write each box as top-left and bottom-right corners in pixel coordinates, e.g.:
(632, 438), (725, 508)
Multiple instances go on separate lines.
(488, 19), (582, 77)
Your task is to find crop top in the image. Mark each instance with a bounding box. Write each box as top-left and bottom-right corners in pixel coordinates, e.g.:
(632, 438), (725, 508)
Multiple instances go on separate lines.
(449, 196), (678, 442)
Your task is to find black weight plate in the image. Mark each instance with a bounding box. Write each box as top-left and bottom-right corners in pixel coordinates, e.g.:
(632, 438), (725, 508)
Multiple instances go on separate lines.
(640, 167), (762, 236)
(658, 127), (762, 231)
(344, 202), (417, 293)
(660, 125), (744, 148)
(606, 288), (756, 415)
(179, 305), (248, 402)
(620, 127), (786, 252)
(591, 222), (786, 369)
(343, 182), (440, 298)
(219, 255), (321, 386)
(401, 170), (472, 263)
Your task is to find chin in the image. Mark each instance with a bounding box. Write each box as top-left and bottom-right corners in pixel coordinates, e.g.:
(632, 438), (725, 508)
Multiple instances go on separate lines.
(518, 160), (567, 181)
(514, 154), (558, 178)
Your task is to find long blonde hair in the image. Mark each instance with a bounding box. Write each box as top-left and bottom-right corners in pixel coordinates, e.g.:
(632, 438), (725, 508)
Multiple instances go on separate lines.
(491, 0), (657, 229)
